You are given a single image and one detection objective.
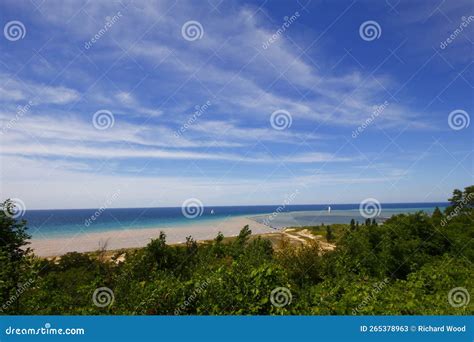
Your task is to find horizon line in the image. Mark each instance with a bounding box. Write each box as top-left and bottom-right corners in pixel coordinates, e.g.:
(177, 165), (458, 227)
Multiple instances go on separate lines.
(22, 201), (450, 212)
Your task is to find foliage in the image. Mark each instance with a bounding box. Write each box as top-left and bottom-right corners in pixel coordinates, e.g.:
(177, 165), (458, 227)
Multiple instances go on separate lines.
(0, 200), (32, 314)
(0, 188), (473, 315)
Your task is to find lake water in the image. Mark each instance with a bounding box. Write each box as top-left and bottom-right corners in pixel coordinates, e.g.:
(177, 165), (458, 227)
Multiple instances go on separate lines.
(22, 203), (447, 239)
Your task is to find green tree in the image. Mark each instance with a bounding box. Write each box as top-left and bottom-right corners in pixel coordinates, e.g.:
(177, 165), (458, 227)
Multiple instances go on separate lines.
(431, 206), (443, 225)
(326, 226), (334, 242)
(447, 185), (474, 215)
(349, 219), (356, 230)
(0, 200), (32, 314)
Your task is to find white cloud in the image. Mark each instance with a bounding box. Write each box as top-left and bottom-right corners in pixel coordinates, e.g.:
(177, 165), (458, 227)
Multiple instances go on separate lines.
(0, 74), (79, 105)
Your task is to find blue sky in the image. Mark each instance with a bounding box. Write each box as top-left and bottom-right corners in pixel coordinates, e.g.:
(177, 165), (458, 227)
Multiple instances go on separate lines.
(0, 0), (472, 209)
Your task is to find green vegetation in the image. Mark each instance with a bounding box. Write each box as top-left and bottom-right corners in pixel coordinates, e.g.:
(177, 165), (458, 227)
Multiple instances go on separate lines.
(0, 187), (473, 315)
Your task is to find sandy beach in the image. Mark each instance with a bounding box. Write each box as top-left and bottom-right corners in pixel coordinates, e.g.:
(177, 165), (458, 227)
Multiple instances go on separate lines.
(29, 216), (275, 257)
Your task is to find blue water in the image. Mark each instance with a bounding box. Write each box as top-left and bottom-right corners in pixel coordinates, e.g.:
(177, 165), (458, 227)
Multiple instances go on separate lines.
(22, 203), (448, 239)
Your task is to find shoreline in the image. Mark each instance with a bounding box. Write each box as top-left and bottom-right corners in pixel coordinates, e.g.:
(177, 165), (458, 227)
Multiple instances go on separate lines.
(28, 216), (276, 257)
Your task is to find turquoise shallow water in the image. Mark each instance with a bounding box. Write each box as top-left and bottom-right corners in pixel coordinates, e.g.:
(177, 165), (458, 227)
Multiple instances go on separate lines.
(249, 208), (439, 229)
(22, 203), (447, 239)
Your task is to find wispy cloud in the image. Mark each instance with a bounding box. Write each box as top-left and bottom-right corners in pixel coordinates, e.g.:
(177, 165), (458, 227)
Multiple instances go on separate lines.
(0, 0), (471, 208)
(0, 73), (79, 105)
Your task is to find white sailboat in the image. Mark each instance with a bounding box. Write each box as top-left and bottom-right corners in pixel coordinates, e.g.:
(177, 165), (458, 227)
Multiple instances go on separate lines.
(327, 206), (331, 214)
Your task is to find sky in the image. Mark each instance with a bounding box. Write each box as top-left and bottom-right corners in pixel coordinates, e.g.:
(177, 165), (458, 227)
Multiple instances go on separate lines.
(0, 0), (473, 210)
